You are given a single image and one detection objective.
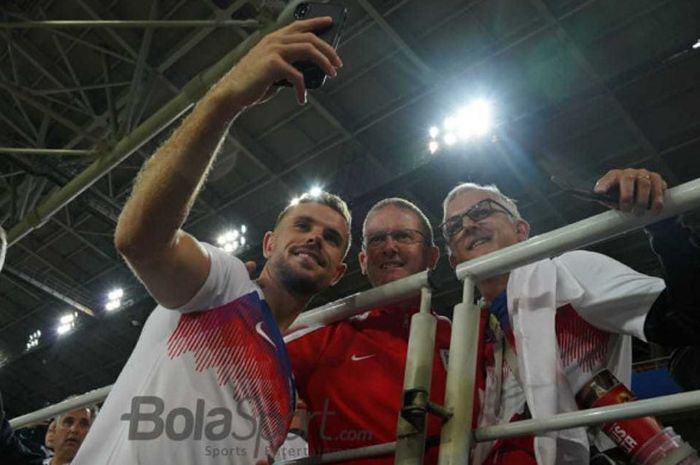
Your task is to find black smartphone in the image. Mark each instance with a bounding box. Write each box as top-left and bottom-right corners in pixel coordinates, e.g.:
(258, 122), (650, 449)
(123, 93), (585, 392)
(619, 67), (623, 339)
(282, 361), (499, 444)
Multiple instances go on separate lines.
(551, 176), (620, 205)
(277, 2), (347, 89)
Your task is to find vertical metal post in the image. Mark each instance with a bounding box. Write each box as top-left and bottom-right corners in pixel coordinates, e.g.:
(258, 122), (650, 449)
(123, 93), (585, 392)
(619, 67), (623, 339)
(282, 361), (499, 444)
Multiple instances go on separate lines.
(438, 277), (480, 465)
(394, 287), (437, 465)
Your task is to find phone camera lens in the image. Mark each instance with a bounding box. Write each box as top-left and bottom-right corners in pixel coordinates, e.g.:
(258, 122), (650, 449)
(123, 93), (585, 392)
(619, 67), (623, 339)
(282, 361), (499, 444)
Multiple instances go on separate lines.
(294, 3), (310, 19)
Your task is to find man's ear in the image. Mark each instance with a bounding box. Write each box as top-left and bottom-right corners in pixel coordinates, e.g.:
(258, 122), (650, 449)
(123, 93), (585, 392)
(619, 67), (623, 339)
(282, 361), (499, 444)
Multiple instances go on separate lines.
(427, 245), (440, 270)
(330, 262), (348, 286)
(358, 249), (368, 275)
(448, 248), (457, 269)
(262, 231), (275, 259)
(515, 219), (530, 242)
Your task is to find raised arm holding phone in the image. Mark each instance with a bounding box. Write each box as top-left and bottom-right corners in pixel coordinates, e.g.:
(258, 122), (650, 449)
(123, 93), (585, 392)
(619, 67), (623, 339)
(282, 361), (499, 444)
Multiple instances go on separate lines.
(73, 18), (350, 465)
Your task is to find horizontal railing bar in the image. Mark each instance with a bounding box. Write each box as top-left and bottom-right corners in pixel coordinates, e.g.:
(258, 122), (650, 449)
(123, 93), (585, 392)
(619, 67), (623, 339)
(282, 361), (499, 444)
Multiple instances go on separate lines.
(474, 390), (700, 442)
(10, 385), (113, 429)
(288, 270), (430, 332)
(276, 441), (396, 465)
(456, 178), (700, 281)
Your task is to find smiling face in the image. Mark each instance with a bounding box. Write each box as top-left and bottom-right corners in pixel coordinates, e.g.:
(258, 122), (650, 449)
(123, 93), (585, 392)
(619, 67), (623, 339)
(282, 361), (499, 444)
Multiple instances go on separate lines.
(264, 202), (349, 295)
(359, 205), (439, 287)
(444, 189), (529, 267)
(53, 408), (92, 460)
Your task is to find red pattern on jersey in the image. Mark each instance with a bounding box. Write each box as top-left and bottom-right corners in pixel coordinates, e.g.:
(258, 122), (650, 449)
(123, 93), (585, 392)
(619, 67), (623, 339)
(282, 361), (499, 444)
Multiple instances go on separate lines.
(556, 304), (611, 372)
(167, 292), (293, 451)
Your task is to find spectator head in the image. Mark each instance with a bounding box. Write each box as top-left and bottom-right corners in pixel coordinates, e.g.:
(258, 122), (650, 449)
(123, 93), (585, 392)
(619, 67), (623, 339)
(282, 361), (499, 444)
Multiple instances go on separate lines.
(45, 418), (56, 450)
(52, 406), (96, 464)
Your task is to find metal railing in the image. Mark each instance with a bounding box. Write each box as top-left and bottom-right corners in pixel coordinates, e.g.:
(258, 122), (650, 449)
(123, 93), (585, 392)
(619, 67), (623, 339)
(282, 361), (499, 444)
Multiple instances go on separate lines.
(10, 178), (700, 465)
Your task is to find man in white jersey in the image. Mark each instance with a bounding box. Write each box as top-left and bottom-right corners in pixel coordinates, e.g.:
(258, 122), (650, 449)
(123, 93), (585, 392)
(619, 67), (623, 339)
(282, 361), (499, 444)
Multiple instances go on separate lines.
(440, 171), (699, 465)
(73, 17), (348, 465)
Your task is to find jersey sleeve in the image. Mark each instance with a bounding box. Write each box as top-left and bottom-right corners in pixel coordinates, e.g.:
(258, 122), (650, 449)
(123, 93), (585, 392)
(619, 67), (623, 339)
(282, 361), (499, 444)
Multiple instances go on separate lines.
(554, 250), (665, 341)
(170, 242), (258, 313)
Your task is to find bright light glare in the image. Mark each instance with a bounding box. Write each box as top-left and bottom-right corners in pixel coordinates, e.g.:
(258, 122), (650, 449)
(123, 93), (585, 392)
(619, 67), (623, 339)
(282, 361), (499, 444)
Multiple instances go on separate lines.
(428, 140), (439, 154)
(455, 99), (492, 139)
(57, 313), (78, 335)
(60, 313), (76, 325)
(308, 186), (323, 197)
(693, 39), (700, 49)
(217, 227), (247, 254)
(290, 196), (301, 206)
(26, 330), (42, 350)
(427, 99), (494, 154)
(57, 324), (72, 335)
(108, 289), (124, 301)
(241, 225), (247, 234)
(105, 288), (124, 311)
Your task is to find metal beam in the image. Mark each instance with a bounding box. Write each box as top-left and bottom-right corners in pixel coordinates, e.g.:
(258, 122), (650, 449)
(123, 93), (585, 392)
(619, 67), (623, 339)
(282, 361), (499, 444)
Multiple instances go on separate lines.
(4, 20), (279, 247)
(355, 0), (433, 81)
(3, 28), (39, 140)
(0, 81), (100, 143)
(51, 34), (95, 116)
(123, 0), (158, 133)
(0, 147), (95, 156)
(57, 1), (295, 206)
(0, 20), (261, 30)
(4, 265), (95, 317)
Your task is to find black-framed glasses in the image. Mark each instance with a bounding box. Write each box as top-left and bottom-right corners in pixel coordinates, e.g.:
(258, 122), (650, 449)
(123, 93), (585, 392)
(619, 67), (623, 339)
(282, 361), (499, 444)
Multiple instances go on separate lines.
(439, 198), (514, 239)
(363, 228), (429, 249)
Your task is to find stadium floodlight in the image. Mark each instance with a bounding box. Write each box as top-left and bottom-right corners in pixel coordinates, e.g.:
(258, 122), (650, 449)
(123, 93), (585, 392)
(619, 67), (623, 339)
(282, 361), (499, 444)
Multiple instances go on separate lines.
(428, 140), (440, 154)
(26, 330), (42, 351)
(57, 312), (78, 335)
(290, 185), (325, 206)
(105, 288), (124, 311)
(217, 227), (247, 254)
(308, 186), (323, 197)
(428, 99), (494, 153)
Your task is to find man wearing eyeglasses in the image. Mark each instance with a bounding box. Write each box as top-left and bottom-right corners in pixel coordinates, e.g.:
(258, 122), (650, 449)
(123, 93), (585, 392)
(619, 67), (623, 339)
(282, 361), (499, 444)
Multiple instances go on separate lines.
(440, 170), (700, 465)
(284, 198), (450, 465)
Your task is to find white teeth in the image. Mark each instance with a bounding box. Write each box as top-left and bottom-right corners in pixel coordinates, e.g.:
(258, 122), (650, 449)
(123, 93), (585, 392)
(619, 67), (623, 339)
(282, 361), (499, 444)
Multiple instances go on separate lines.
(295, 251), (318, 263)
(381, 263), (403, 269)
(470, 239), (489, 250)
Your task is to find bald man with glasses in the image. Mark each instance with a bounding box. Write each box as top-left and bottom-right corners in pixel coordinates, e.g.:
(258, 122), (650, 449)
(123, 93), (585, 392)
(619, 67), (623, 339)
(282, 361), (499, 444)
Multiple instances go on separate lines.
(440, 170), (700, 465)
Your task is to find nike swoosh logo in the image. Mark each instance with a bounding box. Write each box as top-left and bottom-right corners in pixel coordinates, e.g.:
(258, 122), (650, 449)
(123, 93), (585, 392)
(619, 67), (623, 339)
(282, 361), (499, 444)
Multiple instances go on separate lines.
(351, 354), (375, 362)
(256, 322), (275, 347)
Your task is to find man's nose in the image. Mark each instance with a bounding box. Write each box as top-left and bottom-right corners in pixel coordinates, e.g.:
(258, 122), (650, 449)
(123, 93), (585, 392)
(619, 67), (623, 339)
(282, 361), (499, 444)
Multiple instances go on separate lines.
(380, 235), (400, 252)
(457, 219), (479, 238)
(305, 227), (323, 245)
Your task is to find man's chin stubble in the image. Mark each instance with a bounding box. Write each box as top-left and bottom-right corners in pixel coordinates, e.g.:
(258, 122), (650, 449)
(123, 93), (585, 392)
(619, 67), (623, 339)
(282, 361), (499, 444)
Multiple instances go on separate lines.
(274, 259), (322, 296)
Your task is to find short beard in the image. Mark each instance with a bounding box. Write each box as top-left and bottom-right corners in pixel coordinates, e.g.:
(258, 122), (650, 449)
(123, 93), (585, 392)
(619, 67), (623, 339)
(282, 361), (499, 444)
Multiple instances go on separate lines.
(272, 256), (322, 296)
